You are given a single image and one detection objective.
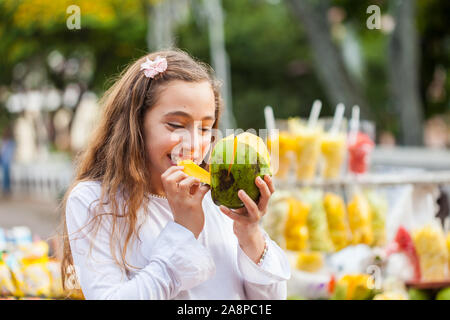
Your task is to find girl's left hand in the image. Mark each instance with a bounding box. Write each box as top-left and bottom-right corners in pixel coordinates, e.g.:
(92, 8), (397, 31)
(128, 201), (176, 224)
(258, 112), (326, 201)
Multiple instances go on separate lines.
(219, 175), (275, 264)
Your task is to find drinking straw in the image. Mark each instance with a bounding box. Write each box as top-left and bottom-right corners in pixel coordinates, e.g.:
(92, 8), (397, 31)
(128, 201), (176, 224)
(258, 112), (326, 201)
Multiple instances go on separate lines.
(349, 105), (360, 144)
(329, 103), (345, 135)
(264, 105), (276, 138)
(307, 100), (322, 129)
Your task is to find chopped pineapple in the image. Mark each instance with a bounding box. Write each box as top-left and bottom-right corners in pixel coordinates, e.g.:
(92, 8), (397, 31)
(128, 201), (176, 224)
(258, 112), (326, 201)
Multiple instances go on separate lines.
(412, 225), (449, 282)
(323, 193), (351, 251)
(284, 198), (310, 251)
(347, 193), (373, 246)
(295, 251), (324, 273)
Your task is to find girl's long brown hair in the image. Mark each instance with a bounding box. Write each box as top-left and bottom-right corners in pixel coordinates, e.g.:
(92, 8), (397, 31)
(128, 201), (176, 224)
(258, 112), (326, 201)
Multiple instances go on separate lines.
(59, 49), (223, 290)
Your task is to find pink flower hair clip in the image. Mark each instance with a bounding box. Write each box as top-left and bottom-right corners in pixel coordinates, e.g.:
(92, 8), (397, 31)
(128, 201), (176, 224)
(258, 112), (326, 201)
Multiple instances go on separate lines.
(140, 56), (168, 78)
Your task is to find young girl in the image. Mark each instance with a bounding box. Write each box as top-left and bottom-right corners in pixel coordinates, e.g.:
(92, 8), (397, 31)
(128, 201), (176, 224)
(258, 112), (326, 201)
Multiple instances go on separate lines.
(61, 49), (290, 300)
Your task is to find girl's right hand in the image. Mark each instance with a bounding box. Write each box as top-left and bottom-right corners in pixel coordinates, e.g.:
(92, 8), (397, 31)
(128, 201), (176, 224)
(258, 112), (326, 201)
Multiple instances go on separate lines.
(161, 166), (210, 239)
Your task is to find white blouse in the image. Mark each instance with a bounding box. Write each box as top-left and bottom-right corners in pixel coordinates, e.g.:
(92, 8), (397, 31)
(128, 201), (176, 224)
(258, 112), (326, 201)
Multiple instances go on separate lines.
(66, 180), (291, 300)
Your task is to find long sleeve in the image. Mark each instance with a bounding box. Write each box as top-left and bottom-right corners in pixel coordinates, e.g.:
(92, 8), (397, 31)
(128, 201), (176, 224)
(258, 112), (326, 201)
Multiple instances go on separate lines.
(237, 228), (291, 300)
(66, 184), (216, 300)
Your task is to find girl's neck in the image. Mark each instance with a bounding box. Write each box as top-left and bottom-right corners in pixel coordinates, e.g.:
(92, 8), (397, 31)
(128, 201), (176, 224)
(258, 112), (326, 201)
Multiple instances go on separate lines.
(148, 171), (166, 197)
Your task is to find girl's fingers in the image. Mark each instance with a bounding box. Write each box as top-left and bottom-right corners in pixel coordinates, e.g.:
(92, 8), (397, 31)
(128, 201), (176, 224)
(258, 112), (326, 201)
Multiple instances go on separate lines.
(194, 184), (210, 200)
(161, 165), (184, 179)
(178, 176), (200, 192)
(219, 205), (248, 224)
(162, 170), (188, 193)
(255, 176), (271, 212)
(237, 190), (259, 222)
(264, 175), (275, 194)
(166, 170), (188, 184)
(233, 207), (247, 215)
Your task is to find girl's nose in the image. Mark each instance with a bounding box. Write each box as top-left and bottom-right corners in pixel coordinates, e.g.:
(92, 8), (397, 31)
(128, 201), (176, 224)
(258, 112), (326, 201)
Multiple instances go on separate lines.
(180, 127), (201, 159)
(190, 128), (201, 159)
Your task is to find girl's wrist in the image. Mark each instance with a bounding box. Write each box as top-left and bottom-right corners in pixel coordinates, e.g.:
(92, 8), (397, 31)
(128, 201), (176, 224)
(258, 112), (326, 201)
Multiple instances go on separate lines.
(235, 223), (260, 244)
(237, 226), (265, 263)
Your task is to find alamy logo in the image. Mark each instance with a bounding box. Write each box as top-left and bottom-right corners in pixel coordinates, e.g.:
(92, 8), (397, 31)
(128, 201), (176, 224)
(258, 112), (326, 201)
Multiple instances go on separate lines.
(366, 5), (381, 30)
(366, 265), (382, 290)
(168, 126), (280, 172)
(66, 5), (81, 30)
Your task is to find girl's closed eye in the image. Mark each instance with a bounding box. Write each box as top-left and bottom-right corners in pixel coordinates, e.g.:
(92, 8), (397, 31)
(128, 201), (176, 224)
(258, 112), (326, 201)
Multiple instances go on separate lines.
(167, 122), (184, 129)
(167, 122), (211, 133)
(200, 127), (212, 133)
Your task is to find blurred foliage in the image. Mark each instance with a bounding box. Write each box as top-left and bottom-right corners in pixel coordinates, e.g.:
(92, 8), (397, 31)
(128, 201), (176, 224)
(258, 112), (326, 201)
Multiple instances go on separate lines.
(0, 0), (449, 141)
(178, 0), (327, 131)
(417, 0), (450, 117)
(0, 0), (148, 92)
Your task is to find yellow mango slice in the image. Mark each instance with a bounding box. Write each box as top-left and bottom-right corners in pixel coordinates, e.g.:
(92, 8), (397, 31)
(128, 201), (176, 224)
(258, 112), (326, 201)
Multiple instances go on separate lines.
(177, 160), (211, 185)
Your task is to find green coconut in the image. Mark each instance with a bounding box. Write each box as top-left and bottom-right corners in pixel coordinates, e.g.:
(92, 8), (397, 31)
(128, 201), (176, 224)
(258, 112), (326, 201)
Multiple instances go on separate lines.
(210, 132), (272, 209)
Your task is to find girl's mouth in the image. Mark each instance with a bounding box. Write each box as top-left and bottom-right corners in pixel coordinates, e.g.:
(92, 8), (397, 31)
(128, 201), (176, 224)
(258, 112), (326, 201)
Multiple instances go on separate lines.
(167, 154), (177, 166)
(167, 154), (191, 166)
(168, 153), (196, 166)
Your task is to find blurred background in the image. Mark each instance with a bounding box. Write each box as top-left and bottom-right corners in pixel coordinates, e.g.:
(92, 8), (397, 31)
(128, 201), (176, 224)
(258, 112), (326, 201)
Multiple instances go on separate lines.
(0, 0), (449, 300)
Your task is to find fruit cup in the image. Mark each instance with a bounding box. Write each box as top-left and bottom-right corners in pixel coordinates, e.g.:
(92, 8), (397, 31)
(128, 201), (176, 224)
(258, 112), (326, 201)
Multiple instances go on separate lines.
(319, 118), (347, 179)
(291, 122), (323, 181)
(267, 131), (295, 179)
(347, 120), (375, 175)
(267, 119), (296, 180)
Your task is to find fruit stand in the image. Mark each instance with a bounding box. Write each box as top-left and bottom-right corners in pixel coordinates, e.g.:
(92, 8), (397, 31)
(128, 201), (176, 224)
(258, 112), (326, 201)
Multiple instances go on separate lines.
(0, 226), (82, 300)
(266, 173), (450, 300)
(262, 105), (450, 300)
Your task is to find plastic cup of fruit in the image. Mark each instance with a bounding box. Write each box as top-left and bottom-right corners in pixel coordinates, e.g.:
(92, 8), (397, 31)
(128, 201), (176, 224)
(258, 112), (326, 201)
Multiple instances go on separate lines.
(319, 117), (347, 179)
(347, 120), (375, 175)
(267, 130), (296, 180)
(292, 125), (323, 181)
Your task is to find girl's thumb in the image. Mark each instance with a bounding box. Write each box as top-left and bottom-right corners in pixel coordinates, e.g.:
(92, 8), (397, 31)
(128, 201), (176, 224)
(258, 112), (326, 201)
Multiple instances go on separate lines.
(197, 184), (210, 198)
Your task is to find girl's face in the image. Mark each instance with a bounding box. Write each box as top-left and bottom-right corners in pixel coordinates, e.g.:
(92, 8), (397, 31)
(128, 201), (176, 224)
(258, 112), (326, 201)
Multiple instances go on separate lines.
(143, 80), (216, 177)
